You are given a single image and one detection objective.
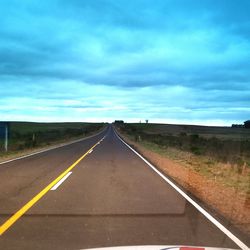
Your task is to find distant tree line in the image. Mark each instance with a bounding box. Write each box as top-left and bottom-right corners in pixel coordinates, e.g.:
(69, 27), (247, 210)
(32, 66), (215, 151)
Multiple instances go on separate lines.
(232, 120), (250, 128)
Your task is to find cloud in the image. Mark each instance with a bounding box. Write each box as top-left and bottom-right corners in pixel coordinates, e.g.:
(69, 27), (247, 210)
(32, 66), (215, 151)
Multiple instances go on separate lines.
(0, 0), (249, 124)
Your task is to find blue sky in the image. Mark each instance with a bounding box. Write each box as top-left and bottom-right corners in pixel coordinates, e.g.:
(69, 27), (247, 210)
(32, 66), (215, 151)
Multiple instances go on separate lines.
(0, 0), (250, 125)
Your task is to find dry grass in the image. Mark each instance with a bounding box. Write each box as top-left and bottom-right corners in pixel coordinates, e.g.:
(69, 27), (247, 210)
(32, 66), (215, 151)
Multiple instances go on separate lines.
(118, 129), (250, 236)
(140, 140), (250, 194)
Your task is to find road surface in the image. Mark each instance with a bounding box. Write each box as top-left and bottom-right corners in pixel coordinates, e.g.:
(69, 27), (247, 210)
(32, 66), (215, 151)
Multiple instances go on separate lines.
(0, 125), (249, 250)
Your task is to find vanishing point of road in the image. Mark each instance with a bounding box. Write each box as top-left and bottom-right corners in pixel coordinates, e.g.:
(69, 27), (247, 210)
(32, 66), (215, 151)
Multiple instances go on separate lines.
(0, 125), (249, 250)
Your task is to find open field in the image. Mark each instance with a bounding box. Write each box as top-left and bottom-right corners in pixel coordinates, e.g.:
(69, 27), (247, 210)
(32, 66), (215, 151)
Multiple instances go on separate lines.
(115, 123), (250, 236)
(124, 123), (250, 140)
(117, 123), (250, 191)
(0, 122), (106, 156)
(119, 123), (250, 168)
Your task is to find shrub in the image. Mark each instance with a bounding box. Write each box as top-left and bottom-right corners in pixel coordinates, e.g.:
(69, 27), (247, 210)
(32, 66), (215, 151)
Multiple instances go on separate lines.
(179, 132), (187, 137)
(190, 146), (202, 155)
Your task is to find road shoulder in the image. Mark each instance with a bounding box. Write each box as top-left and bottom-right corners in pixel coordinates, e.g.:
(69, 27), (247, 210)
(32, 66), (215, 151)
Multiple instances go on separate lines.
(115, 128), (250, 244)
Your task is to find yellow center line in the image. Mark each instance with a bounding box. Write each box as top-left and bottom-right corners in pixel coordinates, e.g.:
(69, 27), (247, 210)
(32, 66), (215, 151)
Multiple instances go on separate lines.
(0, 137), (103, 235)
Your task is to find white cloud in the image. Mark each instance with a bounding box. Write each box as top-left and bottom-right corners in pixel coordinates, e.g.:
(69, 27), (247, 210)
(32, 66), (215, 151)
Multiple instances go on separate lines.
(0, 0), (249, 125)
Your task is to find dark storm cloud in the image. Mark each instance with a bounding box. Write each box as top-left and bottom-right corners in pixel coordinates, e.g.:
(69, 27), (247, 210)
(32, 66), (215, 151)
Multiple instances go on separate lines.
(0, 0), (249, 88)
(0, 0), (249, 124)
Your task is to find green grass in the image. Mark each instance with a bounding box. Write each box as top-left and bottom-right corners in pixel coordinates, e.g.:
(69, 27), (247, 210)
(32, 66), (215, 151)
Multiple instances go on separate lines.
(118, 123), (250, 195)
(120, 123), (250, 166)
(10, 122), (98, 134)
(0, 122), (107, 154)
(126, 122), (250, 140)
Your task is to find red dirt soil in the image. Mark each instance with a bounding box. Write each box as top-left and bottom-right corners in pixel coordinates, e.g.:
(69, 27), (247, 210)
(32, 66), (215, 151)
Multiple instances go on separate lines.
(120, 134), (250, 236)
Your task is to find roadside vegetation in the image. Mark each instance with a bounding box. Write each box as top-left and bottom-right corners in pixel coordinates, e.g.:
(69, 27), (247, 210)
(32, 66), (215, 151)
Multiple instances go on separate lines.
(117, 123), (250, 194)
(0, 122), (106, 158)
(116, 122), (250, 235)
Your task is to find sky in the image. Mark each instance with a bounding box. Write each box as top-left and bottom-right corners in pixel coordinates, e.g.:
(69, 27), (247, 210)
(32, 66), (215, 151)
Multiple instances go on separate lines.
(0, 0), (250, 126)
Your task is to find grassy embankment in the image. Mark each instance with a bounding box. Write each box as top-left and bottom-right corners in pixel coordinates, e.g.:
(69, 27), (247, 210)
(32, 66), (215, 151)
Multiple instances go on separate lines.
(0, 122), (106, 160)
(117, 123), (250, 195)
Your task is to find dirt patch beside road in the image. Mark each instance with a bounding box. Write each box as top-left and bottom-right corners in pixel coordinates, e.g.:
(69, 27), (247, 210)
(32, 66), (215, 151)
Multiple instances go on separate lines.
(118, 131), (250, 236)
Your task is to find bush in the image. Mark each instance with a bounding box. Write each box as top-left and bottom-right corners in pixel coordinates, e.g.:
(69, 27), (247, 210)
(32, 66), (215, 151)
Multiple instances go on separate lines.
(179, 132), (187, 137)
(190, 146), (202, 155)
(120, 124), (250, 167)
(190, 134), (199, 143)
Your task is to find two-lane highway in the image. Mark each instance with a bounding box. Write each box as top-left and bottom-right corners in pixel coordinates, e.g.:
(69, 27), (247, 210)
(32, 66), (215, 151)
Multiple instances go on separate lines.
(0, 125), (248, 249)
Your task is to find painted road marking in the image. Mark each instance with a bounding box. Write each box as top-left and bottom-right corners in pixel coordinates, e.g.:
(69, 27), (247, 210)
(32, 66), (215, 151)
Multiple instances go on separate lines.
(0, 128), (107, 166)
(114, 129), (249, 250)
(0, 135), (105, 236)
(88, 149), (93, 154)
(100, 136), (106, 142)
(96, 136), (106, 145)
(50, 172), (72, 191)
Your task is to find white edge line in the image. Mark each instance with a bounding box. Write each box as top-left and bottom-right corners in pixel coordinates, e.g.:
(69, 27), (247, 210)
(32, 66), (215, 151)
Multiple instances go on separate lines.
(50, 172), (72, 191)
(0, 127), (107, 166)
(114, 129), (249, 250)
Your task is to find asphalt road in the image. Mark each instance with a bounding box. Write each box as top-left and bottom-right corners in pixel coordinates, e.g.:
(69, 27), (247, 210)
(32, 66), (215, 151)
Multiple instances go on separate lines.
(0, 125), (248, 250)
